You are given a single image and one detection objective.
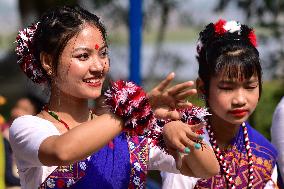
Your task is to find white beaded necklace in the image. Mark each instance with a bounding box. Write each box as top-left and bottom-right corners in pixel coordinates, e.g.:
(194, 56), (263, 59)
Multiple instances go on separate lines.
(206, 122), (254, 189)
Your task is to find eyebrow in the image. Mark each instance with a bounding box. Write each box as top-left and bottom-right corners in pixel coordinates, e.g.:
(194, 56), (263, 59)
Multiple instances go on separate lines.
(72, 44), (108, 53)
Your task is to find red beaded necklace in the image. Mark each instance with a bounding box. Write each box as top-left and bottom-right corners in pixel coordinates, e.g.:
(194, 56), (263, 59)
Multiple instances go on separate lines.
(43, 106), (70, 130)
(206, 122), (254, 189)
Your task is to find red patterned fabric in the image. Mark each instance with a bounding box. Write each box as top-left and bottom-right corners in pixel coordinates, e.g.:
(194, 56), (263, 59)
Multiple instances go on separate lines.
(127, 135), (149, 189)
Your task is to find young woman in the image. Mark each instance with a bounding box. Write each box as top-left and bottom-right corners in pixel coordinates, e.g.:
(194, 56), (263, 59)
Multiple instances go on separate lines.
(161, 19), (278, 189)
(10, 5), (218, 189)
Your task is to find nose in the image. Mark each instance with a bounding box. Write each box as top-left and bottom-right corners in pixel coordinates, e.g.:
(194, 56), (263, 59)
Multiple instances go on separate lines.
(232, 89), (247, 106)
(89, 57), (104, 73)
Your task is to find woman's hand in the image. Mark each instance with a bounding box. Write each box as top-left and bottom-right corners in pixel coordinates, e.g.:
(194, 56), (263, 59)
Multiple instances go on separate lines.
(93, 96), (110, 116)
(147, 72), (197, 120)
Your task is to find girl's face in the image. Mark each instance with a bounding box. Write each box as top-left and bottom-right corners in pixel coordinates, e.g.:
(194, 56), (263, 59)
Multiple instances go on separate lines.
(11, 98), (36, 120)
(54, 24), (109, 99)
(207, 73), (259, 126)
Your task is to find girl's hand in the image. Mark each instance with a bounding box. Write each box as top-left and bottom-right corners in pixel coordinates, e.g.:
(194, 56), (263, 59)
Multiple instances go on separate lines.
(163, 121), (204, 153)
(147, 72), (197, 120)
(162, 121), (205, 169)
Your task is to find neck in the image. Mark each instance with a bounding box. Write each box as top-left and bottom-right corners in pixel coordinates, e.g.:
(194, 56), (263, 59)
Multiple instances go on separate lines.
(209, 114), (241, 149)
(47, 89), (90, 124)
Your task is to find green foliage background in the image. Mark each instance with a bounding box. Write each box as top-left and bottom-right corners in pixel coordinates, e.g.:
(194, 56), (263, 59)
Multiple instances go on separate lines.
(250, 80), (284, 140)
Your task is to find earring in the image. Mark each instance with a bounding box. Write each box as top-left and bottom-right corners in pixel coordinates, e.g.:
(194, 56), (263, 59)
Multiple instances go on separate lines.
(48, 70), (52, 75)
(198, 94), (206, 101)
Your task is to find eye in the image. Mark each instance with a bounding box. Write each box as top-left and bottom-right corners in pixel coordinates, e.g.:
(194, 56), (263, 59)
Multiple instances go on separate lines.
(99, 48), (109, 58)
(76, 53), (89, 61)
(245, 84), (258, 90)
(218, 86), (233, 91)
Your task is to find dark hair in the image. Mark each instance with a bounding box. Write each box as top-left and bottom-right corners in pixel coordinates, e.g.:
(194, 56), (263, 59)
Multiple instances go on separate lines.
(196, 20), (262, 98)
(32, 5), (107, 82)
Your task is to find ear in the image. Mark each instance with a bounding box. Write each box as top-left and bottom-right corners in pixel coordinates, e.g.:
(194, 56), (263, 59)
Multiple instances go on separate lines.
(196, 77), (205, 95)
(40, 52), (54, 75)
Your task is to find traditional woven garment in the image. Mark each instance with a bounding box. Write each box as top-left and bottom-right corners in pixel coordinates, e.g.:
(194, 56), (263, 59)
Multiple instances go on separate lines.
(39, 133), (149, 189)
(195, 123), (278, 189)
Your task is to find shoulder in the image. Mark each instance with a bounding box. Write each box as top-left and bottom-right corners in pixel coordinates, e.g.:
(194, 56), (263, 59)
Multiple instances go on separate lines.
(9, 115), (60, 170)
(10, 115), (56, 133)
(10, 115), (60, 148)
(246, 122), (277, 160)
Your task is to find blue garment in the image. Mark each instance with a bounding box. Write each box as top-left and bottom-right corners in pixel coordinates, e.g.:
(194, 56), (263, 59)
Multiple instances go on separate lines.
(71, 133), (131, 189)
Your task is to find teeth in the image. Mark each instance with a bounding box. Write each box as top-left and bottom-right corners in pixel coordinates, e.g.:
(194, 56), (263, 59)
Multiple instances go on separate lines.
(84, 79), (99, 83)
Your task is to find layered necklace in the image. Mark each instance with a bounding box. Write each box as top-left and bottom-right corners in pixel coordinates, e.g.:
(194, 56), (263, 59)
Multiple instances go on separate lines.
(43, 106), (93, 130)
(206, 122), (254, 189)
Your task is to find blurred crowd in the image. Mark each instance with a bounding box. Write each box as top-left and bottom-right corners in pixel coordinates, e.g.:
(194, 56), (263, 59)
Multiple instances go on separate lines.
(0, 94), (43, 189)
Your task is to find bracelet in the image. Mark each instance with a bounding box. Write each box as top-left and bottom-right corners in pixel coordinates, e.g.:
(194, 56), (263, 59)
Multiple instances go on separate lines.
(150, 106), (211, 153)
(104, 80), (154, 135)
(179, 106), (211, 135)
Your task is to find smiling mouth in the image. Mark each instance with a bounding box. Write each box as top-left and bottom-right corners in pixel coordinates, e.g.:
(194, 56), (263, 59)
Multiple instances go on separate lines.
(83, 78), (102, 87)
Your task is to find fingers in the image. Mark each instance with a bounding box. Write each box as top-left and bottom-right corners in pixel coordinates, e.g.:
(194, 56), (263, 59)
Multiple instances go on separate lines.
(176, 102), (193, 109)
(154, 108), (180, 120)
(167, 81), (195, 96)
(190, 122), (206, 132)
(174, 89), (197, 100)
(155, 72), (175, 92)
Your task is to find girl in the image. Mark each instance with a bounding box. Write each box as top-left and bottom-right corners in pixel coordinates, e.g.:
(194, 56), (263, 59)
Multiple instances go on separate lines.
(161, 19), (278, 189)
(10, 5), (218, 189)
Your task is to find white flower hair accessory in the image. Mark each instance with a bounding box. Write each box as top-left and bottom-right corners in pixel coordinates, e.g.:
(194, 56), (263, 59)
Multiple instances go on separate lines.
(223, 20), (241, 34)
(196, 19), (258, 55)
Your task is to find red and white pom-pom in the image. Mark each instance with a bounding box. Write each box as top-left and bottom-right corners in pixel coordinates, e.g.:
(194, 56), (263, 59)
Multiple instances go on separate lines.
(15, 22), (46, 83)
(179, 106), (210, 135)
(104, 80), (153, 135)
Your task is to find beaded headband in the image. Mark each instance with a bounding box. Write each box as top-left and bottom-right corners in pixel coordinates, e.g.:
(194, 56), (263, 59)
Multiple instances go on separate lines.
(197, 19), (257, 55)
(15, 22), (47, 84)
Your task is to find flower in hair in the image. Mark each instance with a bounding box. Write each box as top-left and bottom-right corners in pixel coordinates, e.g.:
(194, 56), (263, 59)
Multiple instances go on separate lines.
(214, 19), (227, 34)
(15, 22), (46, 83)
(248, 30), (257, 47)
(223, 20), (241, 33)
(214, 19), (242, 35)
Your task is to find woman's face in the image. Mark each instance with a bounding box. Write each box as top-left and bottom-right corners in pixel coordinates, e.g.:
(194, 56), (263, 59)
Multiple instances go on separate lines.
(53, 24), (109, 99)
(207, 73), (259, 127)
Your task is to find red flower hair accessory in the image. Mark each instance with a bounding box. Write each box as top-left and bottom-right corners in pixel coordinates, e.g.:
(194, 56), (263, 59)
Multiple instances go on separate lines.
(104, 80), (154, 135)
(15, 22), (47, 83)
(248, 30), (257, 47)
(214, 19), (227, 34)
